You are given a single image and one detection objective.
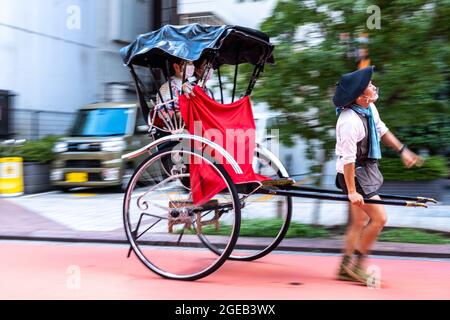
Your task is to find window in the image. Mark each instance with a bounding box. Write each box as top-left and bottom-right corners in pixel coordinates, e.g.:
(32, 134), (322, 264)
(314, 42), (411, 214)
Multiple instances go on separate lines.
(71, 108), (131, 137)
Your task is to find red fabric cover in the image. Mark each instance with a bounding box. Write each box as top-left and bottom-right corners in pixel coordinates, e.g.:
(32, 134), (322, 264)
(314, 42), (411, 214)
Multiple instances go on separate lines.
(179, 85), (269, 205)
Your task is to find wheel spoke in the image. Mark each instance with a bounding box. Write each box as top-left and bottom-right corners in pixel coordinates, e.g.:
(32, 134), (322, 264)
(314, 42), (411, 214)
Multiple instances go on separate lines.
(137, 173), (189, 210)
(136, 218), (163, 239)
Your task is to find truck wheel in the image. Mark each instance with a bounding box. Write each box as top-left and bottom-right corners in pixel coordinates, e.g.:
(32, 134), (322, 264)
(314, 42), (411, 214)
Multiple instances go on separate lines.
(120, 166), (134, 191)
(56, 186), (71, 193)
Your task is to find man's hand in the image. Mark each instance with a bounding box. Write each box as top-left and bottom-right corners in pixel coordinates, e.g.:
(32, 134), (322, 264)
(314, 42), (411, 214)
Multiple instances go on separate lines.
(401, 149), (424, 168)
(348, 191), (365, 206)
(343, 163), (364, 206)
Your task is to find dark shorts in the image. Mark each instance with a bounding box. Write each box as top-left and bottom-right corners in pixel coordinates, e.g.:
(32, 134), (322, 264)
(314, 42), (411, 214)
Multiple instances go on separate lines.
(336, 173), (379, 199)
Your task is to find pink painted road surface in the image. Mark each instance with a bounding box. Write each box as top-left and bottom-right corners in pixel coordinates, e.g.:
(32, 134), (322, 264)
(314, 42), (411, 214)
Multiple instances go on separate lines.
(0, 242), (449, 300)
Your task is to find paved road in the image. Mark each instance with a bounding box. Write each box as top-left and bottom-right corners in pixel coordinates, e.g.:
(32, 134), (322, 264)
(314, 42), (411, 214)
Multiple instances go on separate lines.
(3, 188), (450, 233)
(0, 241), (449, 300)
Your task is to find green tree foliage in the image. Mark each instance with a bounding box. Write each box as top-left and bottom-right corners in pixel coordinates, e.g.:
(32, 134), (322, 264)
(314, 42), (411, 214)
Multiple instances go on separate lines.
(380, 155), (447, 180)
(248, 0), (450, 162)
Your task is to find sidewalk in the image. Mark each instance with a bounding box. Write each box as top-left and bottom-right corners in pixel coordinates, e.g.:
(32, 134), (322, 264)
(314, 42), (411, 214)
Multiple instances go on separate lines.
(2, 198), (450, 259)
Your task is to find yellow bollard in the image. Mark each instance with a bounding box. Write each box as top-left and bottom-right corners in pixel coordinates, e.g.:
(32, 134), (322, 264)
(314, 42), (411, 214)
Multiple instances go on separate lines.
(0, 157), (24, 197)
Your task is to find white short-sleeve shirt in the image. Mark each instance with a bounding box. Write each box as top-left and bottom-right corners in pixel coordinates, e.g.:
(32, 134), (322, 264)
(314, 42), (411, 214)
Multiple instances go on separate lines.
(335, 103), (389, 173)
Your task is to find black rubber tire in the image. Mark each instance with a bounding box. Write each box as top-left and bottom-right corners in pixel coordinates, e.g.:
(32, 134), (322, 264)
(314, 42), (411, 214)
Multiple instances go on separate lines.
(56, 186), (71, 193)
(123, 147), (241, 281)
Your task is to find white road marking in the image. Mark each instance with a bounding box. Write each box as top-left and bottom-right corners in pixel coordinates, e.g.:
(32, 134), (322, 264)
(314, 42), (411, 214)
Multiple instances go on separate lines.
(18, 191), (59, 198)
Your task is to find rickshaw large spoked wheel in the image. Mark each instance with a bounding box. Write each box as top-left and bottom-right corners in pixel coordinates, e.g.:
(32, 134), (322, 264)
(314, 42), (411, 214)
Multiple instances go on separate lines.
(123, 147), (241, 281)
(197, 149), (292, 261)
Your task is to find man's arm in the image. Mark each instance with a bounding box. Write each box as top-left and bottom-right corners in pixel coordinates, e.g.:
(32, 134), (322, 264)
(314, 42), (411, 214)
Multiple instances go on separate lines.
(381, 131), (423, 168)
(372, 104), (422, 168)
(380, 130), (403, 152)
(344, 163), (365, 206)
(337, 112), (365, 206)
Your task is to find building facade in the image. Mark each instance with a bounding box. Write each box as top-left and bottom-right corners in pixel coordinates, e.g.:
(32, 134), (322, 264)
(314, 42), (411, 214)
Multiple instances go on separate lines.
(178, 0), (275, 28)
(0, 0), (177, 140)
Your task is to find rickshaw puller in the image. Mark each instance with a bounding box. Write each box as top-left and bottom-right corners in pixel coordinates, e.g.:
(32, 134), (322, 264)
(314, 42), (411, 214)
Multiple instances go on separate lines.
(333, 66), (422, 284)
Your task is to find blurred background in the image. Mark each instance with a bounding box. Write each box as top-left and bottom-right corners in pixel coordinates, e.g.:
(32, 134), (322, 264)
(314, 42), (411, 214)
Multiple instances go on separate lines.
(0, 0), (449, 244)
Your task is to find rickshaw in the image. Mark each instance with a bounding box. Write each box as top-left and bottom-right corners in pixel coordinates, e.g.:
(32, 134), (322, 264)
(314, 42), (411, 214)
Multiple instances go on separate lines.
(119, 24), (436, 281)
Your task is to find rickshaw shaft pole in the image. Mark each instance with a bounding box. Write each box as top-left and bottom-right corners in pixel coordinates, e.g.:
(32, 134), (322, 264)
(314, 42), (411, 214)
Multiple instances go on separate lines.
(285, 185), (434, 203)
(260, 188), (427, 207)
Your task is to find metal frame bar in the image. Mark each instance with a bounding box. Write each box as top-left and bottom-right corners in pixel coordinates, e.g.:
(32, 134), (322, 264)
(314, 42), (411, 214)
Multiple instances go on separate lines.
(232, 63), (239, 103)
(245, 64), (263, 96)
(129, 65), (151, 121)
(164, 60), (175, 103)
(149, 67), (165, 103)
(121, 133), (244, 175)
(252, 144), (435, 205)
(231, 44), (241, 103)
(284, 185), (437, 203)
(258, 188), (429, 208)
(255, 144), (289, 178)
(217, 65), (224, 104)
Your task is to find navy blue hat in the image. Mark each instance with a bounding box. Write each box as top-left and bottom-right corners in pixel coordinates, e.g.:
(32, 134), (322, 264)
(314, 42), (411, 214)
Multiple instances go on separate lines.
(333, 66), (375, 107)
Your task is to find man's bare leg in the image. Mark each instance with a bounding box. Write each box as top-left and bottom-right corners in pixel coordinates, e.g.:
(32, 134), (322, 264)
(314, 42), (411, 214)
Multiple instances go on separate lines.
(343, 195), (387, 284)
(358, 195), (388, 255)
(338, 204), (369, 281)
(344, 204), (370, 256)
